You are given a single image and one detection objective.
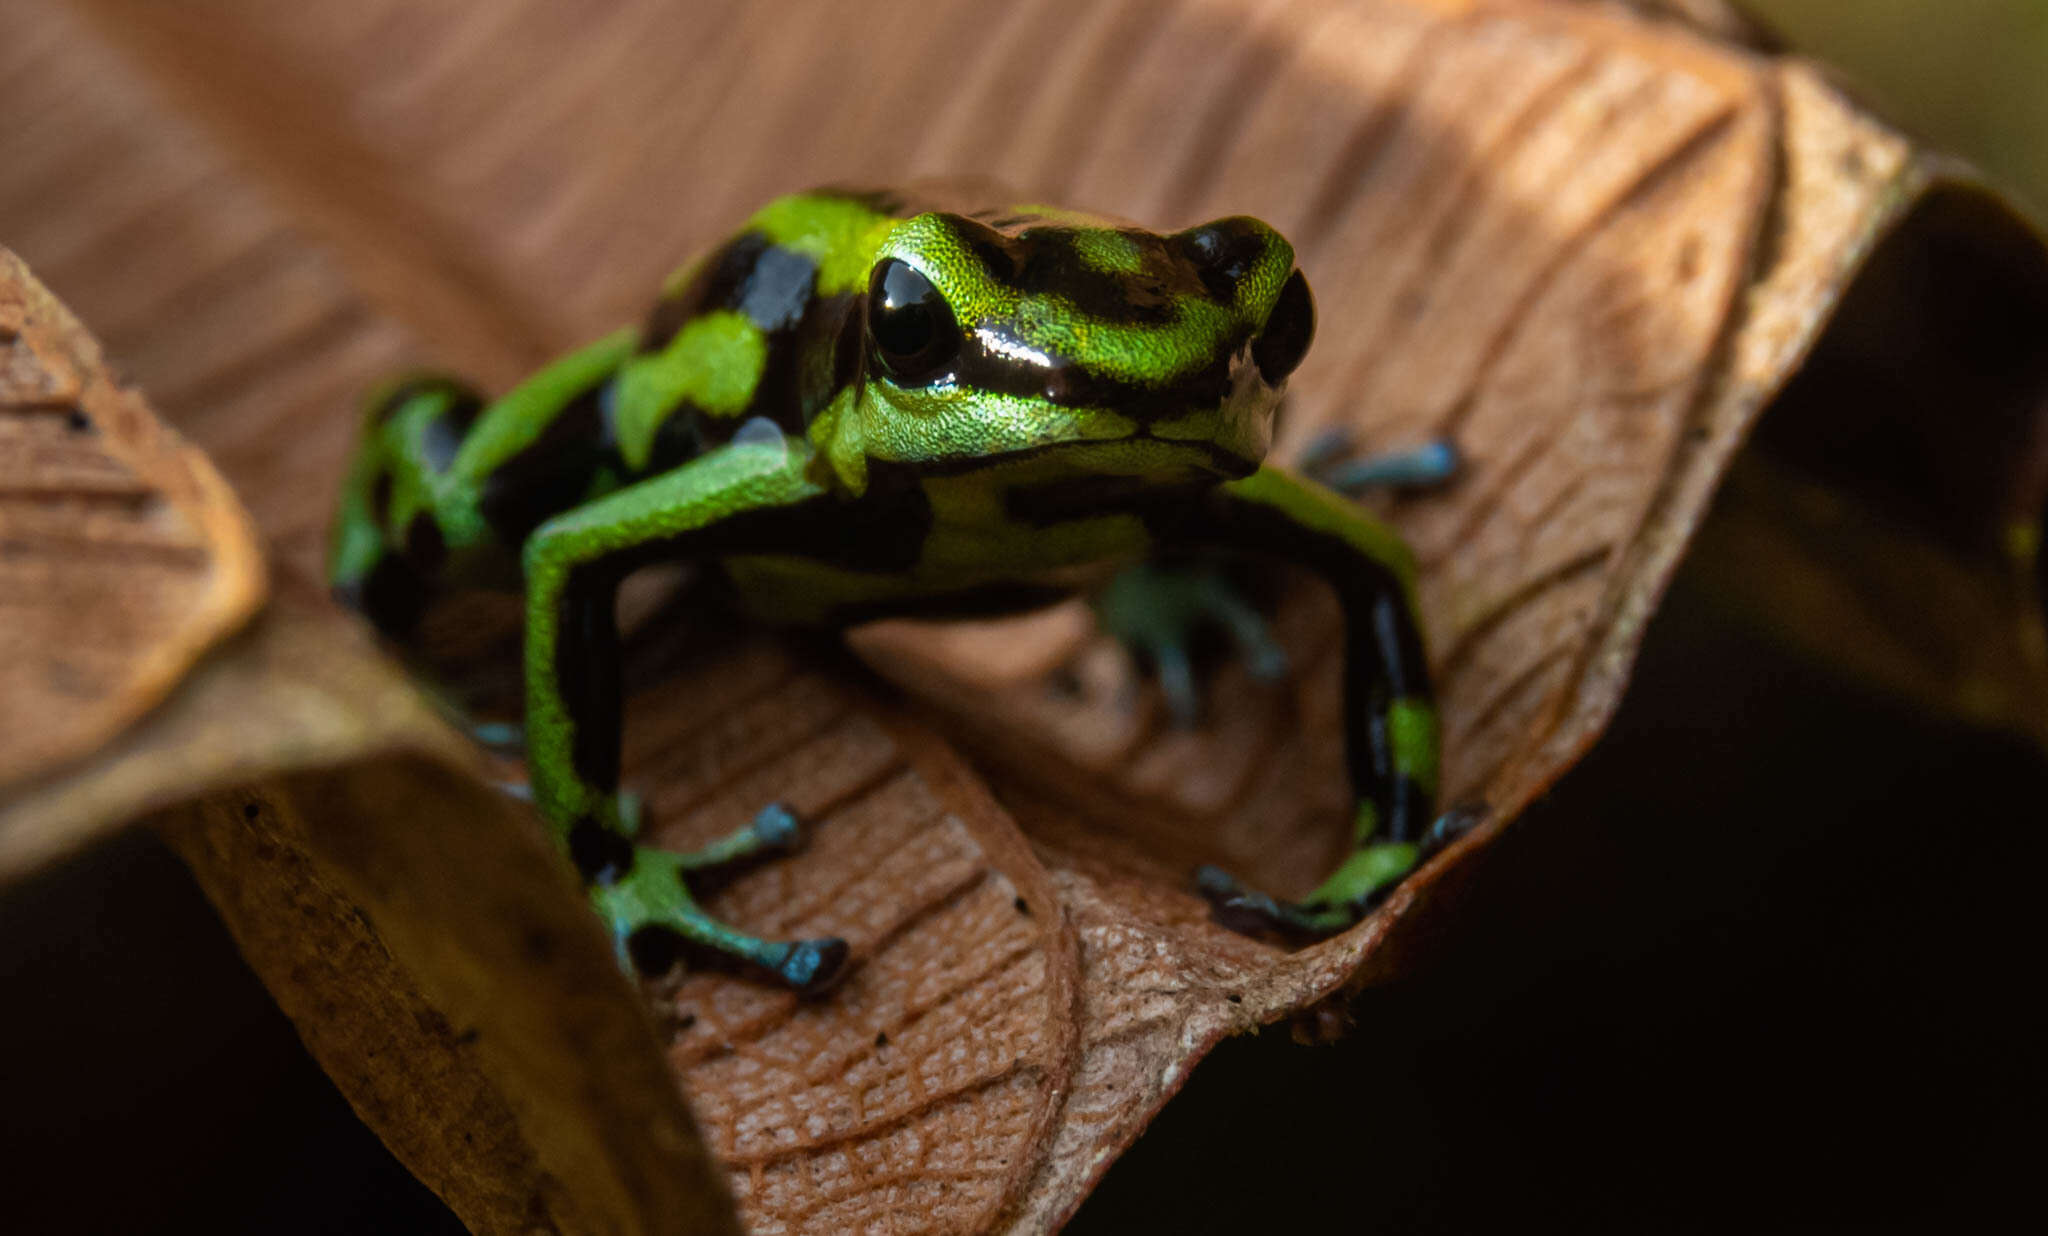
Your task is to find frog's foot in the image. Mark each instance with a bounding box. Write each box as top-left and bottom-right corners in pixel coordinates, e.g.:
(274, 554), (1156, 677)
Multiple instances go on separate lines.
(1092, 561), (1289, 728)
(584, 803), (850, 994)
(465, 719), (526, 754)
(1196, 803), (1485, 937)
(1298, 429), (1461, 496)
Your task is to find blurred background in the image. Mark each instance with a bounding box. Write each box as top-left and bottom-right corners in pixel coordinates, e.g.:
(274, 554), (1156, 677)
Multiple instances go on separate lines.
(5, 1), (2047, 1232)
(1764, 0), (2048, 217)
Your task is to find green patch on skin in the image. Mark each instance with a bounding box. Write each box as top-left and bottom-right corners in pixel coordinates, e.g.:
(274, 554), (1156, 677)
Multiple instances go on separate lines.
(1388, 697), (1440, 798)
(806, 385), (867, 493)
(612, 310), (768, 470)
(1071, 228), (1146, 274)
(1305, 842), (1418, 921)
(1350, 799), (1381, 847)
(747, 194), (902, 295)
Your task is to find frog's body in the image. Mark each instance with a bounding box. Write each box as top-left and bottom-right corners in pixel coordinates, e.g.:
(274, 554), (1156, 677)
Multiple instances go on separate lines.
(330, 183), (1443, 992)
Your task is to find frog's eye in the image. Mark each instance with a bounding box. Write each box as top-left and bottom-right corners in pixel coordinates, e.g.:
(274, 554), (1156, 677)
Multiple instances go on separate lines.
(1252, 270), (1314, 385)
(867, 259), (959, 385)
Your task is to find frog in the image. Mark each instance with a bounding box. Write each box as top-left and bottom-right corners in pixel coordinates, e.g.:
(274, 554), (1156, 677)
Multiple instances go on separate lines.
(328, 182), (1458, 995)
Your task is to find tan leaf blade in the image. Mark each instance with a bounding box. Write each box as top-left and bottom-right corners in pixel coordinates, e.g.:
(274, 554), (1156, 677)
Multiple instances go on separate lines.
(5, 1), (2045, 1233)
(0, 247), (263, 825)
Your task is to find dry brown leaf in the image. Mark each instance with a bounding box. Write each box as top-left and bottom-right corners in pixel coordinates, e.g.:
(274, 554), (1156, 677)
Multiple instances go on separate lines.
(5, 0), (2045, 1232)
(0, 247), (263, 829)
(0, 250), (747, 1232)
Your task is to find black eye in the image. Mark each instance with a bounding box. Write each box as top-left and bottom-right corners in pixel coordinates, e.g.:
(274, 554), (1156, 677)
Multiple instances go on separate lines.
(867, 259), (959, 384)
(1252, 270), (1314, 385)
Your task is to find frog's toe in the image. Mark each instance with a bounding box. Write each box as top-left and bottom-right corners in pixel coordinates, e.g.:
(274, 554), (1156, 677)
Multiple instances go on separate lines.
(1153, 640), (1201, 728)
(1196, 864), (1355, 937)
(1417, 801), (1487, 860)
(676, 801), (805, 870)
(1300, 430), (1461, 495)
(590, 810), (851, 993)
(466, 720), (526, 753)
(743, 801), (802, 851)
(769, 936), (852, 994)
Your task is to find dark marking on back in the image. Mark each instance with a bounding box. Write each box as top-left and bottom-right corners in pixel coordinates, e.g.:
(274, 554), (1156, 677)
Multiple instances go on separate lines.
(743, 291), (858, 439)
(736, 245), (818, 333)
(419, 388), (484, 471)
(478, 377), (617, 544)
(641, 232), (771, 353)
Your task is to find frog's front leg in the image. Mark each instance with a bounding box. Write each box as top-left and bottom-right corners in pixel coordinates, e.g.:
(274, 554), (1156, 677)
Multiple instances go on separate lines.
(1150, 467), (1455, 936)
(522, 440), (850, 992)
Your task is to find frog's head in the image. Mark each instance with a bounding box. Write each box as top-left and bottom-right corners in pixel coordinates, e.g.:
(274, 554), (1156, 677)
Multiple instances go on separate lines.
(819, 207), (1313, 492)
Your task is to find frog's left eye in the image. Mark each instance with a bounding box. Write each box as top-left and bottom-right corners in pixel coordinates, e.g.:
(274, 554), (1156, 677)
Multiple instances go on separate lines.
(1252, 270), (1314, 386)
(867, 259), (960, 385)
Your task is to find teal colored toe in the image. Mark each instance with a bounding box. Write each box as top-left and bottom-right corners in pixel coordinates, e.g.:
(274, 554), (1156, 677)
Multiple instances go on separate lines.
(588, 805), (848, 992)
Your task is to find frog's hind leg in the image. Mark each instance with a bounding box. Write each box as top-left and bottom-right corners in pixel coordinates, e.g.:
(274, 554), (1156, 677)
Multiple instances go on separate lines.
(329, 374), (520, 745)
(1095, 437), (1463, 725)
(329, 373), (489, 640)
(580, 803), (850, 993)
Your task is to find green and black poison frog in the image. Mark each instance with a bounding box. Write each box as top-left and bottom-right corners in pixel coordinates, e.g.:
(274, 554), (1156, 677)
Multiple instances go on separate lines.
(330, 183), (1464, 993)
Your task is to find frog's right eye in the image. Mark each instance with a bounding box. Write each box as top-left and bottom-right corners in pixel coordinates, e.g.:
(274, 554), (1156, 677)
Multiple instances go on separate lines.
(867, 259), (960, 386)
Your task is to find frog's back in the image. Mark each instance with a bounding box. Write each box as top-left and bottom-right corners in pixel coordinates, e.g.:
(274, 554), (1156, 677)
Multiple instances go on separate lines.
(327, 187), (919, 620)
(327, 180), (1196, 630)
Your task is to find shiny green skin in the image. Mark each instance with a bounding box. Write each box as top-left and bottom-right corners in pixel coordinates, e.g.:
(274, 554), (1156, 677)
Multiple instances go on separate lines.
(328, 184), (1439, 991)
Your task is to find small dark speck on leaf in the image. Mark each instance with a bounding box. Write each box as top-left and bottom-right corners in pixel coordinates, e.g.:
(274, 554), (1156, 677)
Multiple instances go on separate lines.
(1227, 994), (1242, 1004)
(675, 1013), (698, 1032)
(1014, 896), (1031, 916)
(874, 1032), (889, 1049)
(242, 802), (260, 820)
(64, 408), (92, 433)
(1675, 236), (1702, 284)
(523, 927), (557, 963)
